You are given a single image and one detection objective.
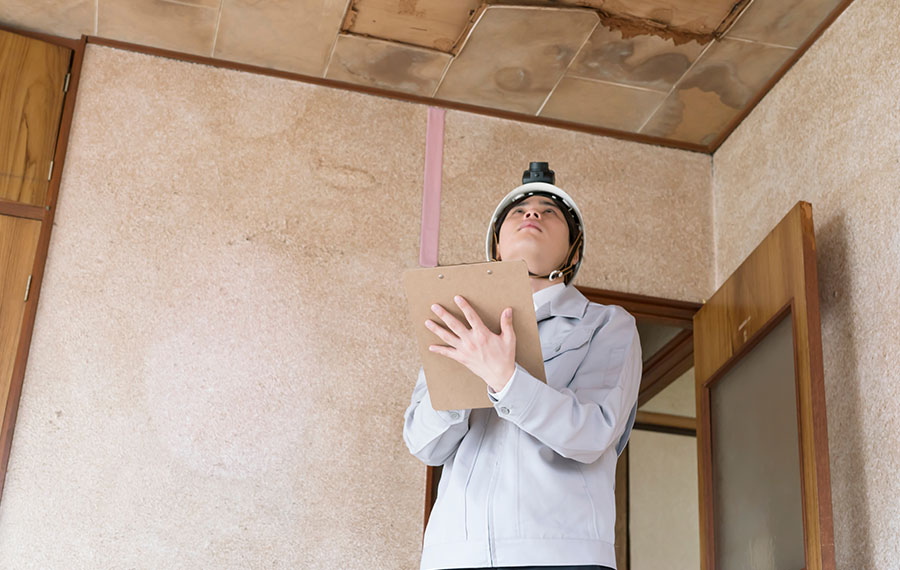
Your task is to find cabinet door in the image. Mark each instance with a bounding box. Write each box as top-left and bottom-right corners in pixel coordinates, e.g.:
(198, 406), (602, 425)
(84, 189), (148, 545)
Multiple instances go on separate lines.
(0, 29), (71, 206)
(0, 214), (41, 445)
(694, 202), (834, 570)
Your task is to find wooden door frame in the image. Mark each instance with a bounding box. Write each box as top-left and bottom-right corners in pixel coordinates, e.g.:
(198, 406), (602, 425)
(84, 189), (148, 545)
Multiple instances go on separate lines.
(0, 24), (86, 503)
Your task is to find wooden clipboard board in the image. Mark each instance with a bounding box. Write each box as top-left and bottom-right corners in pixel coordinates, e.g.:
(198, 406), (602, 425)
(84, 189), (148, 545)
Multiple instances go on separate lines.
(403, 260), (546, 410)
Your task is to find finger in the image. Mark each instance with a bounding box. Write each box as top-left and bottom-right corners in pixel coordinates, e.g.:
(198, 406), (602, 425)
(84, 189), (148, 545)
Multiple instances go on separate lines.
(431, 303), (469, 338)
(428, 344), (462, 363)
(499, 307), (515, 340)
(425, 319), (460, 347)
(454, 295), (487, 331)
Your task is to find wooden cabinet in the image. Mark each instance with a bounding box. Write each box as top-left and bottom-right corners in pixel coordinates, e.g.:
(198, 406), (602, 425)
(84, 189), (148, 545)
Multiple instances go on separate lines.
(0, 29), (71, 206)
(0, 215), (41, 428)
(0, 26), (78, 502)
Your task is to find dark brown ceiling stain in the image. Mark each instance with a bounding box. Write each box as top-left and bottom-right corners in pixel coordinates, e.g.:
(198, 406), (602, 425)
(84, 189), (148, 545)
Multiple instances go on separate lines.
(481, 0), (751, 45)
(584, 37), (696, 84)
(344, 0), (753, 54)
(597, 12), (711, 46)
(679, 64), (752, 109)
(713, 0), (754, 35)
(340, 48), (433, 91)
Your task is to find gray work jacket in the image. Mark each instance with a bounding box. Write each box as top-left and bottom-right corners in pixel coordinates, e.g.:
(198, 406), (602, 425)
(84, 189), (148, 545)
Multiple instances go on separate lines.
(403, 284), (642, 570)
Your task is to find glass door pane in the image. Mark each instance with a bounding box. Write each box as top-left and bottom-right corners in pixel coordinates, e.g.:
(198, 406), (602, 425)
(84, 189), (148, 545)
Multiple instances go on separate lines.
(710, 315), (804, 570)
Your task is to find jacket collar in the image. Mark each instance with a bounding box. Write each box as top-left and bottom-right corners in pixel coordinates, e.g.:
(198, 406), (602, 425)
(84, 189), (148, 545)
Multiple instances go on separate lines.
(535, 284), (589, 321)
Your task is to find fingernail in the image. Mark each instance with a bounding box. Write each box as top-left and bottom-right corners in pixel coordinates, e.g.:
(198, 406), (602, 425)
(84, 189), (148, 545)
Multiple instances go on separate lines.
(431, 304), (439, 311)
(454, 295), (462, 302)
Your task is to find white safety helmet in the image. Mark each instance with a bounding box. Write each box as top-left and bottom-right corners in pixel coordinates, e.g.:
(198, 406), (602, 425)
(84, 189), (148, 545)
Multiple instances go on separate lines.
(485, 162), (585, 284)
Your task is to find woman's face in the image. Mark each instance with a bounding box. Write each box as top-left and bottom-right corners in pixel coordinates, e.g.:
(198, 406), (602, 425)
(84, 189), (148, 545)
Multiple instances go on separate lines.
(497, 196), (571, 276)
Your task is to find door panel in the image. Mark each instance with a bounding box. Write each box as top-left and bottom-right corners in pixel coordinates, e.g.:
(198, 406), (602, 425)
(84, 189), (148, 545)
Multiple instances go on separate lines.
(694, 202), (834, 570)
(0, 29), (71, 206)
(0, 215), (41, 432)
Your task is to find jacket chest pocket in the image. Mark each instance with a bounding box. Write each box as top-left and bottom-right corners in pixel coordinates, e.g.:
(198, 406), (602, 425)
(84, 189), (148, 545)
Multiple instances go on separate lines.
(541, 326), (593, 388)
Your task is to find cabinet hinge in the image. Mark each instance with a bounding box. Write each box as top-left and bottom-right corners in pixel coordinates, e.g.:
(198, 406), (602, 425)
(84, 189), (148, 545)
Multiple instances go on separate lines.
(48, 160), (54, 181)
(64, 72), (71, 93)
(24, 275), (32, 302)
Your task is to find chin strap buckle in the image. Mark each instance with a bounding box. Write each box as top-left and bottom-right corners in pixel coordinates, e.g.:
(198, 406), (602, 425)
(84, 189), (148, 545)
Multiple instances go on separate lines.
(548, 270), (564, 281)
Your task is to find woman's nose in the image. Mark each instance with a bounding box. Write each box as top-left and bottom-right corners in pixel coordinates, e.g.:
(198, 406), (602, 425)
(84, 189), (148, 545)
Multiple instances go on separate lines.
(524, 209), (540, 219)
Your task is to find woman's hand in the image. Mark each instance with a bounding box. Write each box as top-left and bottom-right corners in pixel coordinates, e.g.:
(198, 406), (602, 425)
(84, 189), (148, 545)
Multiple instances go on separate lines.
(425, 295), (516, 393)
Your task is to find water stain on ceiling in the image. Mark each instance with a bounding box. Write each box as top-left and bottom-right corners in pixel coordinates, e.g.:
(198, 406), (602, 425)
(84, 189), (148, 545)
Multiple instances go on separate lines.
(1, 0), (852, 152)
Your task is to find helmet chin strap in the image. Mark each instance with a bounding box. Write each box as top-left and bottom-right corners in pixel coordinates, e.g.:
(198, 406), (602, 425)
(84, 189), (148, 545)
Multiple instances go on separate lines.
(494, 231), (583, 282)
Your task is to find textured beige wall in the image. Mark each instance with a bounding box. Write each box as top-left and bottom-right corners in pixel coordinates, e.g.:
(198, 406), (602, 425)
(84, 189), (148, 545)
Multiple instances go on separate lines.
(712, 0), (900, 566)
(0, 44), (712, 568)
(0, 45), (427, 569)
(440, 111), (714, 302)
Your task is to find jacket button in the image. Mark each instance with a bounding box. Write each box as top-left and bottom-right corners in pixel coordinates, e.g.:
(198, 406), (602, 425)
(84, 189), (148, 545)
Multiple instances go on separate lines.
(449, 411), (460, 420)
(499, 406), (510, 415)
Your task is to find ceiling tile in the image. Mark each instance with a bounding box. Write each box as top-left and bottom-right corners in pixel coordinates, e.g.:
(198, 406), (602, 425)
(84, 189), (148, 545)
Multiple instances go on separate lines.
(98, 0), (218, 56)
(726, 0), (844, 48)
(540, 77), (666, 132)
(325, 34), (450, 97)
(641, 38), (794, 145)
(435, 6), (598, 115)
(568, 25), (706, 92)
(214, 0), (347, 77)
(0, 0), (95, 38)
(343, 0), (481, 52)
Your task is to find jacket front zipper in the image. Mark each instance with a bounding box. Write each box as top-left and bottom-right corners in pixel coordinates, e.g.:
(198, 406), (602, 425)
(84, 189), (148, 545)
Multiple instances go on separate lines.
(486, 418), (506, 566)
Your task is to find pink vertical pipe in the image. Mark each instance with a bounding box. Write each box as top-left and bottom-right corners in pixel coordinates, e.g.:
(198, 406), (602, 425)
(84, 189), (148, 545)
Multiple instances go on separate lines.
(419, 107), (445, 267)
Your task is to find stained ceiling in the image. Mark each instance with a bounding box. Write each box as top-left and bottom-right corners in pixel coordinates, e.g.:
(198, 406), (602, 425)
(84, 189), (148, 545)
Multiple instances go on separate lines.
(1, 0), (850, 152)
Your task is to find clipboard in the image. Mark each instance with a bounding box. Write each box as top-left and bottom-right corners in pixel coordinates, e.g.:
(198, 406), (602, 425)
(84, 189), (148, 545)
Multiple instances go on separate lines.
(403, 260), (546, 410)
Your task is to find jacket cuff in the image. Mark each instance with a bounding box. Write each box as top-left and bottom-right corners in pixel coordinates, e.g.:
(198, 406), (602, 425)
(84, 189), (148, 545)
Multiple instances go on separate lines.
(487, 369), (518, 402)
(492, 364), (541, 420)
(420, 391), (470, 426)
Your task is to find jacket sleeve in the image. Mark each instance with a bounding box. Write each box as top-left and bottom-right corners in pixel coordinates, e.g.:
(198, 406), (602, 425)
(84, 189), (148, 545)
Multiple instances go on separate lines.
(402, 367), (471, 466)
(492, 306), (642, 464)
